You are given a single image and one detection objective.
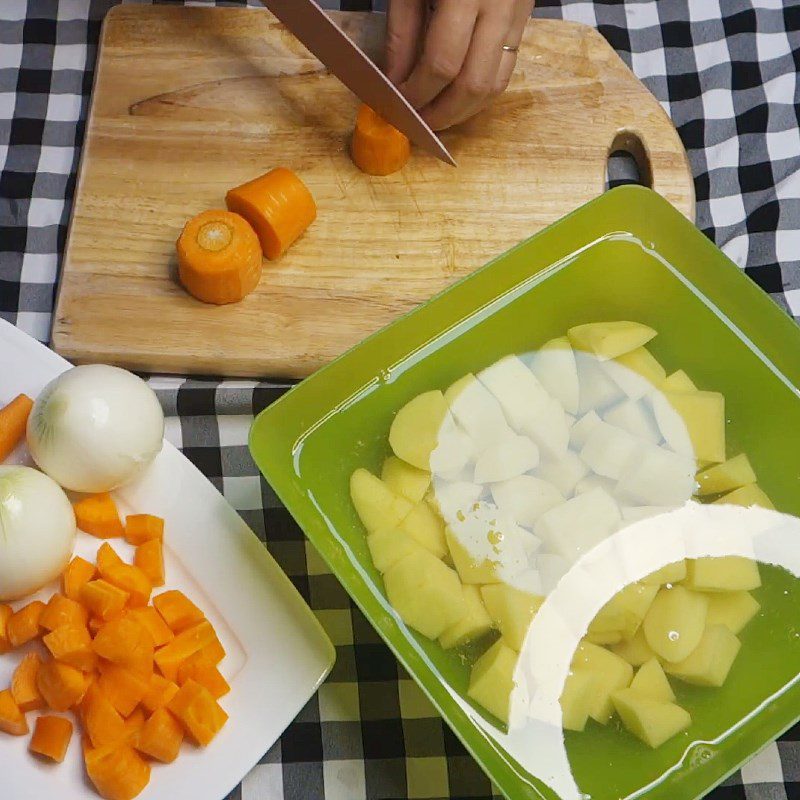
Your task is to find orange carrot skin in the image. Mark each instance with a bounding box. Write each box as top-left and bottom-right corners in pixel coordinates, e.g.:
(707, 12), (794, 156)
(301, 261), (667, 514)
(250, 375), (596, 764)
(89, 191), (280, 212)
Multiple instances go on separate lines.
(0, 394), (33, 461)
(351, 104), (411, 176)
(225, 168), (317, 260)
(176, 209), (262, 306)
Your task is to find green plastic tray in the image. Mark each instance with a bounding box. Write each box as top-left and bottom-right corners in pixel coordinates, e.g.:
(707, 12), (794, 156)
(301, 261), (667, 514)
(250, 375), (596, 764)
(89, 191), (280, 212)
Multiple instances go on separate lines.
(249, 186), (800, 800)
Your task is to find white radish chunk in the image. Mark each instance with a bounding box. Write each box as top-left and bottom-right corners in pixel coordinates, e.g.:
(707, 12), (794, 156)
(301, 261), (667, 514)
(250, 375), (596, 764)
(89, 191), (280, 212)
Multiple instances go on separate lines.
(602, 398), (662, 445)
(509, 569), (544, 595)
(570, 410), (602, 450)
(429, 412), (473, 476)
(445, 374), (512, 454)
(574, 474), (617, 496)
(650, 393), (695, 458)
(491, 475), (564, 527)
(522, 397), (571, 460)
(473, 434), (539, 484)
(616, 446), (696, 507)
(602, 360), (655, 401)
(576, 355), (623, 413)
(621, 506), (674, 524)
(535, 451), (589, 497)
(530, 338), (579, 414)
(477, 355), (552, 428)
(534, 487), (621, 563)
(580, 421), (644, 480)
(430, 480), (483, 522)
(537, 553), (571, 594)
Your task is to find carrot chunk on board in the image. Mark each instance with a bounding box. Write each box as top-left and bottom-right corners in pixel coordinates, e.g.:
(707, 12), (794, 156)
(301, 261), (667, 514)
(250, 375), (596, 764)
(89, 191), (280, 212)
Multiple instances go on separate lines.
(62, 556), (96, 602)
(73, 493), (124, 538)
(168, 679), (228, 746)
(136, 707), (184, 763)
(152, 590), (204, 633)
(124, 514), (163, 546)
(0, 688), (28, 735)
(29, 715), (73, 762)
(11, 652), (45, 712)
(41, 593), (89, 631)
(7, 600), (46, 648)
(84, 742), (151, 800)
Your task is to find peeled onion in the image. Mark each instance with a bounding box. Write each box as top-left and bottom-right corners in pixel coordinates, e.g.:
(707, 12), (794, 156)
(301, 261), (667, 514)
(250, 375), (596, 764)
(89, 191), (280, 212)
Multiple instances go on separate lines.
(27, 364), (164, 493)
(0, 466), (76, 601)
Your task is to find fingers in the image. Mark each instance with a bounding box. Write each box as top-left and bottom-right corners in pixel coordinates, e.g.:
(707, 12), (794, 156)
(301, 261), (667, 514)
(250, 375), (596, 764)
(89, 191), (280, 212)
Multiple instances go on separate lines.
(384, 0), (427, 85)
(491, 0), (535, 97)
(419, 6), (511, 131)
(399, 0), (480, 110)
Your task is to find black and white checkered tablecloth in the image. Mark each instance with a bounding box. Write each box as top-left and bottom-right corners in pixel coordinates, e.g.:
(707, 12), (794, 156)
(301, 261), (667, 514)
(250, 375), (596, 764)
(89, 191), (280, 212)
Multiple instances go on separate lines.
(1, 1), (799, 798)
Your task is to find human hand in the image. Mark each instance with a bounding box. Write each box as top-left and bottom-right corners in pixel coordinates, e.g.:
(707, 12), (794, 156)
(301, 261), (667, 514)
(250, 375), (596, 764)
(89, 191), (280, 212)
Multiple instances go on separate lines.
(384, 0), (535, 131)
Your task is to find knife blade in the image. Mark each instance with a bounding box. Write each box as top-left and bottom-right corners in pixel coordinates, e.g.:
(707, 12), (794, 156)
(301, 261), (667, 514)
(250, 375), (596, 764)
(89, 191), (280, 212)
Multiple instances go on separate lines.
(259, 0), (456, 166)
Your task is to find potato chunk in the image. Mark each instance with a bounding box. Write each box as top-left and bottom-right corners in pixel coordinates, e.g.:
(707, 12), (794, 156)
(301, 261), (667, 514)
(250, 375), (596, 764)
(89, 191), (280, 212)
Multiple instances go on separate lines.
(560, 669), (596, 732)
(446, 529), (500, 585)
(664, 624), (741, 687)
(611, 628), (656, 666)
(643, 586), (708, 663)
(381, 456), (431, 503)
(612, 688), (691, 748)
(398, 502), (447, 559)
(383, 551), (466, 639)
(714, 483), (774, 510)
(589, 582), (659, 643)
(389, 391), (449, 470)
(439, 585), (493, 650)
(641, 560), (687, 586)
(695, 454), (757, 497)
(367, 529), (424, 573)
(664, 390), (726, 464)
(705, 591), (760, 634)
(467, 639), (518, 724)
(480, 584), (544, 652)
(567, 321), (657, 361)
(571, 641), (633, 724)
(684, 557), (761, 593)
(630, 658), (675, 703)
(661, 370), (697, 393)
(350, 469), (413, 534)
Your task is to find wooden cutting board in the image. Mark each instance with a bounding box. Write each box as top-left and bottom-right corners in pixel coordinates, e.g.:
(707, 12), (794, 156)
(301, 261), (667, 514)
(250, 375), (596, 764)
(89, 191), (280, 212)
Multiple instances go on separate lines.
(53, 5), (694, 378)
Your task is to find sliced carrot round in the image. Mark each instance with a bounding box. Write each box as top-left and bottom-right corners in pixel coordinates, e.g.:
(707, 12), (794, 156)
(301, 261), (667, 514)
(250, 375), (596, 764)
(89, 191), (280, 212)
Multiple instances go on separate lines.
(176, 209), (262, 305)
(351, 104), (411, 176)
(225, 168), (317, 261)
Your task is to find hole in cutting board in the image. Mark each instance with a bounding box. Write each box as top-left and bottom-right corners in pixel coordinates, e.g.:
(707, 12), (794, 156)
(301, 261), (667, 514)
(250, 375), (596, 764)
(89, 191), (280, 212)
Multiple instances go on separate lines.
(607, 129), (651, 191)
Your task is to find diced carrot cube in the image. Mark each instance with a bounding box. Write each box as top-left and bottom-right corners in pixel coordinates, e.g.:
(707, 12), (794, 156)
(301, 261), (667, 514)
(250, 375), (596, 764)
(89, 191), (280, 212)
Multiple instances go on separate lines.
(152, 590), (204, 633)
(154, 620), (215, 681)
(134, 539), (164, 587)
(11, 652), (45, 712)
(7, 600), (45, 647)
(36, 660), (88, 711)
(140, 673), (179, 714)
(96, 546), (151, 608)
(177, 654), (230, 699)
(41, 593), (89, 631)
(168, 679), (228, 746)
(62, 556), (96, 602)
(82, 683), (128, 748)
(0, 603), (12, 654)
(73, 492), (124, 538)
(84, 742), (151, 800)
(200, 636), (226, 666)
(136, 707), (184, 763)
(29, 715), (73, 762)
(93, 617), (154, 676)
(124, 707), (146, 743)
(80, 580), (129, 621)
(125, 514), (164, 546)
(43, 624), (96, 672)
(0, 688), (28, 735)
(97, 661), (150, 718)
(127, 607), (173, 648)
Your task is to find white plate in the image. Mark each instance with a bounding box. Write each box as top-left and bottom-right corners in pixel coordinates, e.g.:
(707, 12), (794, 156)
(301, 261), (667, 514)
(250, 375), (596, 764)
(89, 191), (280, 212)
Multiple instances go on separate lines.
(0, 319), (335, 800)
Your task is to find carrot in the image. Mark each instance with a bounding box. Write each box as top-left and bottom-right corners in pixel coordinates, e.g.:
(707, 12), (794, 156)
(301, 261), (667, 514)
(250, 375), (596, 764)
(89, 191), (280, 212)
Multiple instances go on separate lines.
(7, 600), (46, 648)
(92, 617), (154, 676)
(81, 683), (127, 748)
(63, 556), (97, 602)
(84, 742), (151, 800)
(81, 580), (129, 621)
(135, 707), (183, 763)
(140, 673), (179, 714)
(0, 688), (28, 735)
(127, 607), (173, 648)
(225, 168), (317, 260)
(11, 652), (45, 712)
(124, 707), (146, 747)
(168, 679), (228, 746)
(351, 104), (411, 176)
(177, 654), (229, 699)
(97, 662), (150, 718)
(73, 493), (124, 538)
(43, 624), (97, 672)
(0, 603), (12, 654)
(152, 590), (204, 633)
(176, 209), (262, 305)
(153, 620), (216, 682)
(0, 393), (33, 461)
(96, 548), (151, 608)
(41, 593), (89, 631)
(124, 514), (163, 546)
(36, 660), (88, 712)
(29, 715), (73, 762)
(134, 539), (164, 587)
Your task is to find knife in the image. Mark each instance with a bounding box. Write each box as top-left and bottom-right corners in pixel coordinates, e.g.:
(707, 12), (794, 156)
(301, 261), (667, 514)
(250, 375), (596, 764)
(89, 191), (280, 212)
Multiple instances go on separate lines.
(259, 0), (456, 166)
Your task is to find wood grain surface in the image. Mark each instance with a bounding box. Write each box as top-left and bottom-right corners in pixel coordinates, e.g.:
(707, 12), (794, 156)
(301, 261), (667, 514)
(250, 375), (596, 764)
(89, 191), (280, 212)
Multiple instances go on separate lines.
(53, 5), (694, 378)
